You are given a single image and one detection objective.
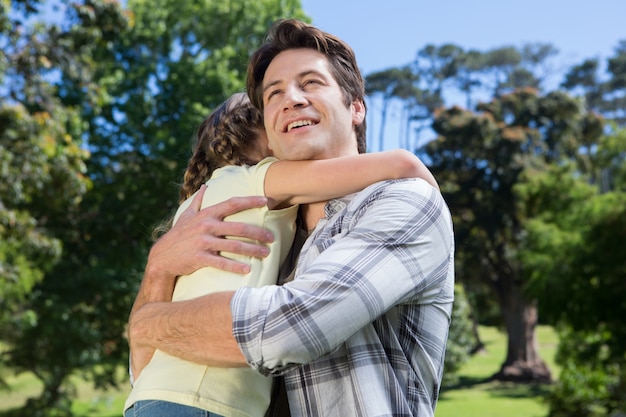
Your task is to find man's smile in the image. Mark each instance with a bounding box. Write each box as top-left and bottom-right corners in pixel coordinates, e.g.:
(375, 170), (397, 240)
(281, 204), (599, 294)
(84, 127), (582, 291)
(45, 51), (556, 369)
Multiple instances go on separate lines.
(285, 119), (316, 132)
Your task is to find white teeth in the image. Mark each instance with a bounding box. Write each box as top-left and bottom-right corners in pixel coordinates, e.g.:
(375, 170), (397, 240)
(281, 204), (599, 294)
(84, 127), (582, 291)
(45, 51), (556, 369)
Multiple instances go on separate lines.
(287, 120), (313, 131)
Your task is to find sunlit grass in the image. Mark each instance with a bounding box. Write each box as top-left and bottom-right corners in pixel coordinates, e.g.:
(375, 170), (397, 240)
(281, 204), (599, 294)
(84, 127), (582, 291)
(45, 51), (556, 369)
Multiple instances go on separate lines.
(435, 325), (558, 417)
(1, 326), (558, 417)
(0, 370), (130, 417)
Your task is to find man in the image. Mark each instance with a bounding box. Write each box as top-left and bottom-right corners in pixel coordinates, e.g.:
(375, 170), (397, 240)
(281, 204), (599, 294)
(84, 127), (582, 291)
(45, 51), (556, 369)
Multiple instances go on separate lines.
(129, 19), (455, 417)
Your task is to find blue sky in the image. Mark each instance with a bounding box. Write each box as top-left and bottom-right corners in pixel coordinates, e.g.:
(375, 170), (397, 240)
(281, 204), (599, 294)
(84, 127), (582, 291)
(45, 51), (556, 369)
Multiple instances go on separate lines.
(301, 0), (624, 76)
(41, 0), (626, 150)
(300, 0), (626, 149)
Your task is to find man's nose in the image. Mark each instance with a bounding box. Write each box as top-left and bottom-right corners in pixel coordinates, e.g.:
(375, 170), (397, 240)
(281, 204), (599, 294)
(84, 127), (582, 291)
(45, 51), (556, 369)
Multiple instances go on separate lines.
(283, 84), (307, 110)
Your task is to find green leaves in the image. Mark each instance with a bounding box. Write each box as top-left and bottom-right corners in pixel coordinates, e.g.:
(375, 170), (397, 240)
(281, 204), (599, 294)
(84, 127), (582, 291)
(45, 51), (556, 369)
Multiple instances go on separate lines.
(2, 0), (309, 413)
(0, 101), (89, 388)
(424, 87), (606, 383)
(513, 127), (626, 414)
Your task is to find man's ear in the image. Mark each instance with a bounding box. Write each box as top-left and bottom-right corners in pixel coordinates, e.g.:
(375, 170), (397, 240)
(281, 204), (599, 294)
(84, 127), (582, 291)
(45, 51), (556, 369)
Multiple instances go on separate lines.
(351, 99), (366, 126)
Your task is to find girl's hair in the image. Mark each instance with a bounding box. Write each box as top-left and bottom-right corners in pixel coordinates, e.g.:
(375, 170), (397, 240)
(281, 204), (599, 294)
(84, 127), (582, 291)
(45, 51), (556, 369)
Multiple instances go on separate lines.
(152, 92), (265, 241)
(179, 92), (265, 203)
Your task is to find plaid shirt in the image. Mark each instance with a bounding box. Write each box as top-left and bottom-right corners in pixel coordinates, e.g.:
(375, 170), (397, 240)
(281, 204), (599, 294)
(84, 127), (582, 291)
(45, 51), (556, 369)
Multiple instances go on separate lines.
(232, 178), (455, 417)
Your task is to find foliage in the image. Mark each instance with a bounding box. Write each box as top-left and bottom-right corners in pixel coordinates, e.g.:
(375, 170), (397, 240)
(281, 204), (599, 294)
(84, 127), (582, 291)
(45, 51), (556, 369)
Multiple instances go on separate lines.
(0, 102), (90, 377)
(518, 128), (626, 415)
(421, 87), (604, 382)
(365, 39), (625, 151)
(562, 41), (626, 126)
(1, 0), (132, 413)
(1, 0), (309, 414)
(0, 19), (92, 387)
(365, 42), (560, 152)
(546, 329), (625, 417)
(442, 284), (474, 387)
(365, 66), (421, 151)
(594, 127), (626, 190)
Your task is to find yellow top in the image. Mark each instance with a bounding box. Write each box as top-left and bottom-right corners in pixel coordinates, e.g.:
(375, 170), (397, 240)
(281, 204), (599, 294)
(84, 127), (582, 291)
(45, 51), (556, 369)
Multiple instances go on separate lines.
(125, 157), (298, 417)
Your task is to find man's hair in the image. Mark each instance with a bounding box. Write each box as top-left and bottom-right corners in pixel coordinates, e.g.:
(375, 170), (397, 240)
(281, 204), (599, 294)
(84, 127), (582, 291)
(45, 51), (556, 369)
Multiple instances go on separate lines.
(247, 19), (367, 154)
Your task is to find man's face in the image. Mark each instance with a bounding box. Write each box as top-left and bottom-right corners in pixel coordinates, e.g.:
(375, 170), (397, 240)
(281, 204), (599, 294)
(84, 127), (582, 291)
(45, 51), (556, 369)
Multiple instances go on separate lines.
(261, 48), (365, 161)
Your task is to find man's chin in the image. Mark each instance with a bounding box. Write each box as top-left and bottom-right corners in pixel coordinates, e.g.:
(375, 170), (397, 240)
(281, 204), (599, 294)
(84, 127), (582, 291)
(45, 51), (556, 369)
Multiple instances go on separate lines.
(278, 148), (325, 161)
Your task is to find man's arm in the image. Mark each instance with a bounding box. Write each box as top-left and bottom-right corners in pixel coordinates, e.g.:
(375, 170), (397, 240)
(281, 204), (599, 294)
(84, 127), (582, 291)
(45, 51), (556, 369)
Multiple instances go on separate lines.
(232, 179), (455, 375)
(130, 291), (247, 374)
(128, 185), (274, 379)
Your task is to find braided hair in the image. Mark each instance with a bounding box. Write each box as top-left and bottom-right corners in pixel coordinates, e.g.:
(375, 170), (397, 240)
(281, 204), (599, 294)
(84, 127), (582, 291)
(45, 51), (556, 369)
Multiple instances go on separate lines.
(179, 92), (266, 203)
(152, 93), (266, 241)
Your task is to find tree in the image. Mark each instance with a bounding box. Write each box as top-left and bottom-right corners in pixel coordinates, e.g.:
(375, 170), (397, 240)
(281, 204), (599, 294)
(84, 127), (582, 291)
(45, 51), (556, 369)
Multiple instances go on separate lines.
(562, 39), (626, 127)
(2, 0), (309, 414)
(561, 59), (603, 110)
(414, 44), (464, 95)
(468, 43), (557, 100)
(518, 42), (559, 88)
(518, 129), (626, 415)
(422, 88), (604, 383)
(0, 103), (90, 382)
(1, 0), (132, 413)
(482, 46), (522, 97)
(452, 49), (483, 109)
(400, 86), (439, 151)
(375, 43), (559, 150)
(603, 41), (626, 125)
(365, 66), (419, 151)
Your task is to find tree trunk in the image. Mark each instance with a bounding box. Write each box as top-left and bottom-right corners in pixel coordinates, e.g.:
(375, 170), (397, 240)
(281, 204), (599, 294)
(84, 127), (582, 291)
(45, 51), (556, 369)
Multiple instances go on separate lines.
(493, 281), (552, 383)
(378, 99), (389, 152)
(469, 310), (486, 354)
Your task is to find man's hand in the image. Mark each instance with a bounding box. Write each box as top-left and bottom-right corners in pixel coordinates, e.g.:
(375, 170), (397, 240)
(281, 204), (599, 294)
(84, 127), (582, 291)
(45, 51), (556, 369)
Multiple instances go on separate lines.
(130, 339), (154, 383)
(147, 184), (275, 278)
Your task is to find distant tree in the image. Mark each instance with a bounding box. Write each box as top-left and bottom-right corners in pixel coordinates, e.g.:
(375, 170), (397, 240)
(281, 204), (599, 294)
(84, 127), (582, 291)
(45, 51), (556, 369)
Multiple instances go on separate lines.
(594, 125), (626, 191)
(561, 59), (603, 109)
(422, 88), (604, 383)
(449, 42), (556, 103)
(562, 39), (626, 126)
(479, 46), (523, 97)
(364, 42), (560, 151)
(603, 40), (626, 125)
(453, 49), (483, 109)
(365, 66), (418, 151)
(401, 87), (440, 151)
(519, 42), (559, 87)
(414, 44), (465, 95)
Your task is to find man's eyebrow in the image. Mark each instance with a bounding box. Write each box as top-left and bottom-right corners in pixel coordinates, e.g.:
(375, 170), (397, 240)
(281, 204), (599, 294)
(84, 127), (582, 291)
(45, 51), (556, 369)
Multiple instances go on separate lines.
(262, 79), (282, 95)
(262, 70), (327, 94)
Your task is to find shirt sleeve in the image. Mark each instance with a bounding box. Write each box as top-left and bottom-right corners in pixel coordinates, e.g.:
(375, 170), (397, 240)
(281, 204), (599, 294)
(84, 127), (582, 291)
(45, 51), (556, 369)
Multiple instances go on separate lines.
(231, 179), (454, 375)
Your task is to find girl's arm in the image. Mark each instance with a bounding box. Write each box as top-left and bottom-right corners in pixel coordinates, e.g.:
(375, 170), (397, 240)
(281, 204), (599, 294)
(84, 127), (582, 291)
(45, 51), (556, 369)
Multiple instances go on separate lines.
(264, 149), (439, 209)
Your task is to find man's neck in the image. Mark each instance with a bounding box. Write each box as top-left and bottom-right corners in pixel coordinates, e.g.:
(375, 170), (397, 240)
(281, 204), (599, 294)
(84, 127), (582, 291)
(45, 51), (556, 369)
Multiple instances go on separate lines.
(300, 201), (326, 231)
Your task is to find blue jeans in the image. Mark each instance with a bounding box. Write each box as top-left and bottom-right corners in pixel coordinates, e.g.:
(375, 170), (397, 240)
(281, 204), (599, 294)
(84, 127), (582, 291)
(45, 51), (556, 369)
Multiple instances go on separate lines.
(124, 400), (225, 417)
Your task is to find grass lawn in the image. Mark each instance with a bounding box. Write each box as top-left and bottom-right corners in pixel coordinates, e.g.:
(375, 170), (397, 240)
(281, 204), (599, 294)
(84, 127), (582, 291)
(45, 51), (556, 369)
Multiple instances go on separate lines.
(435, 325), (558, 417)
(0, 326), (558, 417)
(0, 370), (130, 417)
